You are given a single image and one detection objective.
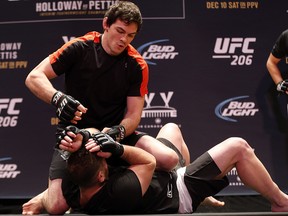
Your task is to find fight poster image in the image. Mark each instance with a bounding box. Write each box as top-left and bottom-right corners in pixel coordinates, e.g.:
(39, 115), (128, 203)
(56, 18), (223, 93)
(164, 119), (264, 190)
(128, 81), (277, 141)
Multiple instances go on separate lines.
(0, 0), (287, 198)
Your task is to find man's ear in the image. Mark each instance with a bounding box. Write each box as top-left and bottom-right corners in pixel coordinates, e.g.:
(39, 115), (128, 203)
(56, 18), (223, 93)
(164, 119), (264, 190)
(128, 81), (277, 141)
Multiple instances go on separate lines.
(102, 17), (109, 31)
(97, 170), (106, 183)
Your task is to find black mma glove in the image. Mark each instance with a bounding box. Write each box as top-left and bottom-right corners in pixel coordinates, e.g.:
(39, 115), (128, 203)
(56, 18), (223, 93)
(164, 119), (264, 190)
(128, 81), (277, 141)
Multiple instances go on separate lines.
(56, 125), (91, 149)
(276, 80), (288, 94)
(92, 132), (124, 157)
(56, 125), (91, 160)
(51, 91), (80, 123)
(106, 125), (126, 142)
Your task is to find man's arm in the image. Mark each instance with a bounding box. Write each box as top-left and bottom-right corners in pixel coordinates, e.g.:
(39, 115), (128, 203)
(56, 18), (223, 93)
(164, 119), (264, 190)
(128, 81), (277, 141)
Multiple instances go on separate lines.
(25, 57), (87, 124)
(121, 145), (156, 196)
(103, 96), (144, 139)
(120, 96), (144, 136)
(25, 57), (58, 104)
(266, 53), (283, 84)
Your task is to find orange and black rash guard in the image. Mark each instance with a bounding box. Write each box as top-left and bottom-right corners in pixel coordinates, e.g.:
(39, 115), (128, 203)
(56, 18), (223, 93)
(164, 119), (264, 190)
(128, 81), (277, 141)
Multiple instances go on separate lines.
(49, 31), (149, 129)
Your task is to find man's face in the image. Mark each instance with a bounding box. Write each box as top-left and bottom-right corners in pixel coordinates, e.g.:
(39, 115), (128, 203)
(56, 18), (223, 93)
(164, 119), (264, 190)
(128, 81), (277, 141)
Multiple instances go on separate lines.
(102, 18), (138, 56)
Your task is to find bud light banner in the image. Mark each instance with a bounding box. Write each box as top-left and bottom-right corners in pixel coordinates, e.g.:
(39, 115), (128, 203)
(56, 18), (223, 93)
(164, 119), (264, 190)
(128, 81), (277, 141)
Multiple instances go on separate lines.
(0, 0), (288, 198)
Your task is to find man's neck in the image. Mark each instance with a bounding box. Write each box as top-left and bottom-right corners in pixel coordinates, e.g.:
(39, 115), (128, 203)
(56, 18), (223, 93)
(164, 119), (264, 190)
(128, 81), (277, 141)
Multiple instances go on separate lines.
(100, 33), (109, 55)
(79, 184), (103, 206)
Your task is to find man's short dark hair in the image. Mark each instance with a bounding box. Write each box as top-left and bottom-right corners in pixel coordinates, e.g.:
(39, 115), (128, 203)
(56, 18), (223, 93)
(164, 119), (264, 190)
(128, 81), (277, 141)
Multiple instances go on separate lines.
(67, 147), (105, 188)
(105, 1), (143, 32)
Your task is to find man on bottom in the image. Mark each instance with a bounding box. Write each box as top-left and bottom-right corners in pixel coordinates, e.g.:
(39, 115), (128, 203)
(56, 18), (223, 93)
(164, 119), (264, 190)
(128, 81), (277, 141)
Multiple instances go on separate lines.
(62, 123), (288, 214)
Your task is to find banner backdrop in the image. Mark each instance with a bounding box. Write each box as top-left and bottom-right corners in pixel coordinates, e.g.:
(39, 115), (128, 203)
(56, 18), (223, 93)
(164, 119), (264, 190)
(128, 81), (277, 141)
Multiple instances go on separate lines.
(0, 0), (288, 198)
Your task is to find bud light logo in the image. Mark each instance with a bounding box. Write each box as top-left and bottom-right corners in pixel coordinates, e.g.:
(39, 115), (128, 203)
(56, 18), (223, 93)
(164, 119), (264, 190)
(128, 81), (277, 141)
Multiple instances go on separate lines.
(0, 157), (21, 178)
(0, 157), (11, 162)
(137, 39), (178, 65)
(215, 96), (259, 122)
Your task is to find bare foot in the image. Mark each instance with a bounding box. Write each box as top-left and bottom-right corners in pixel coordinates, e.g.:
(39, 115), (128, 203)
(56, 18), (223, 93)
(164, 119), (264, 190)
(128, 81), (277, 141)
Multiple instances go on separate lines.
(271, 204), (288, 212)
(271, 192), (288, 212)
(201, 196), (225, 207)
(22, 192), (44, 215)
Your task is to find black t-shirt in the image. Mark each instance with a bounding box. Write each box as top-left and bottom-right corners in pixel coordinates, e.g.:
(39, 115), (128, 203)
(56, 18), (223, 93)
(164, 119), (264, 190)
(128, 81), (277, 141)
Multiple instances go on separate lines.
(139, 171), (179, 214)
(62, 167), (179, 214)
(271, 29), (288, 59)
(49, 31), (149, 130)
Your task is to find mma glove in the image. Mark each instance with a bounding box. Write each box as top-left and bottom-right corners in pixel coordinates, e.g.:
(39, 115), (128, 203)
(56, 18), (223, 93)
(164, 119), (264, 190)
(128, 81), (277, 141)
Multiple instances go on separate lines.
(92, 132), (124, 157)
(51, 91), (80, 123)
(56, 125), (91, 160)
(106, 125), (126, 142)
(276, 80), (288, 94)
(56, 125), (91, 147)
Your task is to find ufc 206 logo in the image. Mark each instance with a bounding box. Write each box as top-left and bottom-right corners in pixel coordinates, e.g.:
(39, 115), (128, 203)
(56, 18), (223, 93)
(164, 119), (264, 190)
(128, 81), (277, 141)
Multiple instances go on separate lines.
(0, 98), (22, 127)
(213, 37), (256, 65)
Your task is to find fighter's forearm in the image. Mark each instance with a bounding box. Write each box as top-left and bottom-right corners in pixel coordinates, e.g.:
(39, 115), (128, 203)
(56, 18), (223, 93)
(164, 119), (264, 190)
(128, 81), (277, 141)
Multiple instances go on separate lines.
(266, 54), (283, 84)
(121, 145), (155, 166)
(120, 116), (141, 136)
(121, 96), (144, 136)
(121, 145), (156, 195)
(26, 72), (56, 104)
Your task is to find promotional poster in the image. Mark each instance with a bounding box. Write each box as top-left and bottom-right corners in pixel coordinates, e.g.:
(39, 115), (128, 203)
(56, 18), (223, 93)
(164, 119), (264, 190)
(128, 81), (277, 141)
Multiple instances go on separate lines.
(0, 0), (287, 198)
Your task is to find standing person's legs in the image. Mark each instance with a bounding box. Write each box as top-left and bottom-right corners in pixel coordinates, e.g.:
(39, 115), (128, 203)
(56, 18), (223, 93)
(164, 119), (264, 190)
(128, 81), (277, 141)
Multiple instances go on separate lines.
(208, 137), (288, 212)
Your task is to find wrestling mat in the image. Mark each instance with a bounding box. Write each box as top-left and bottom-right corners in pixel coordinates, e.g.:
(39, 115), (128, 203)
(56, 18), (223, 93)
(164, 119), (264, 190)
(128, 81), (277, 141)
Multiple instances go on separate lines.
(0, 195), (287, 215)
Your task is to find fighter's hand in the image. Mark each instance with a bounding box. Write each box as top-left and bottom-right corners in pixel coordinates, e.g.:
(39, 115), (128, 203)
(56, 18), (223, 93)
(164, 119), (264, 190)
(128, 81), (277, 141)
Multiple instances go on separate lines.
(85, 139), (110, 158)
(105, 125), (126, 142)
(201, 196), (225, 207)
(57, 125), (91, 153)
(90, 132), (124, 157)
(51, 91), (87, 124)
(276, 80), (288, 94)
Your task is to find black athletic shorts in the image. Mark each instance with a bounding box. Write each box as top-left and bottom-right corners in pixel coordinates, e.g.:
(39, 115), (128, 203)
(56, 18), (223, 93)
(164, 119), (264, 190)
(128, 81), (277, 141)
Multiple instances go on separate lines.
(184, 152), (229, 212)
(49, 131), (147, 180)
